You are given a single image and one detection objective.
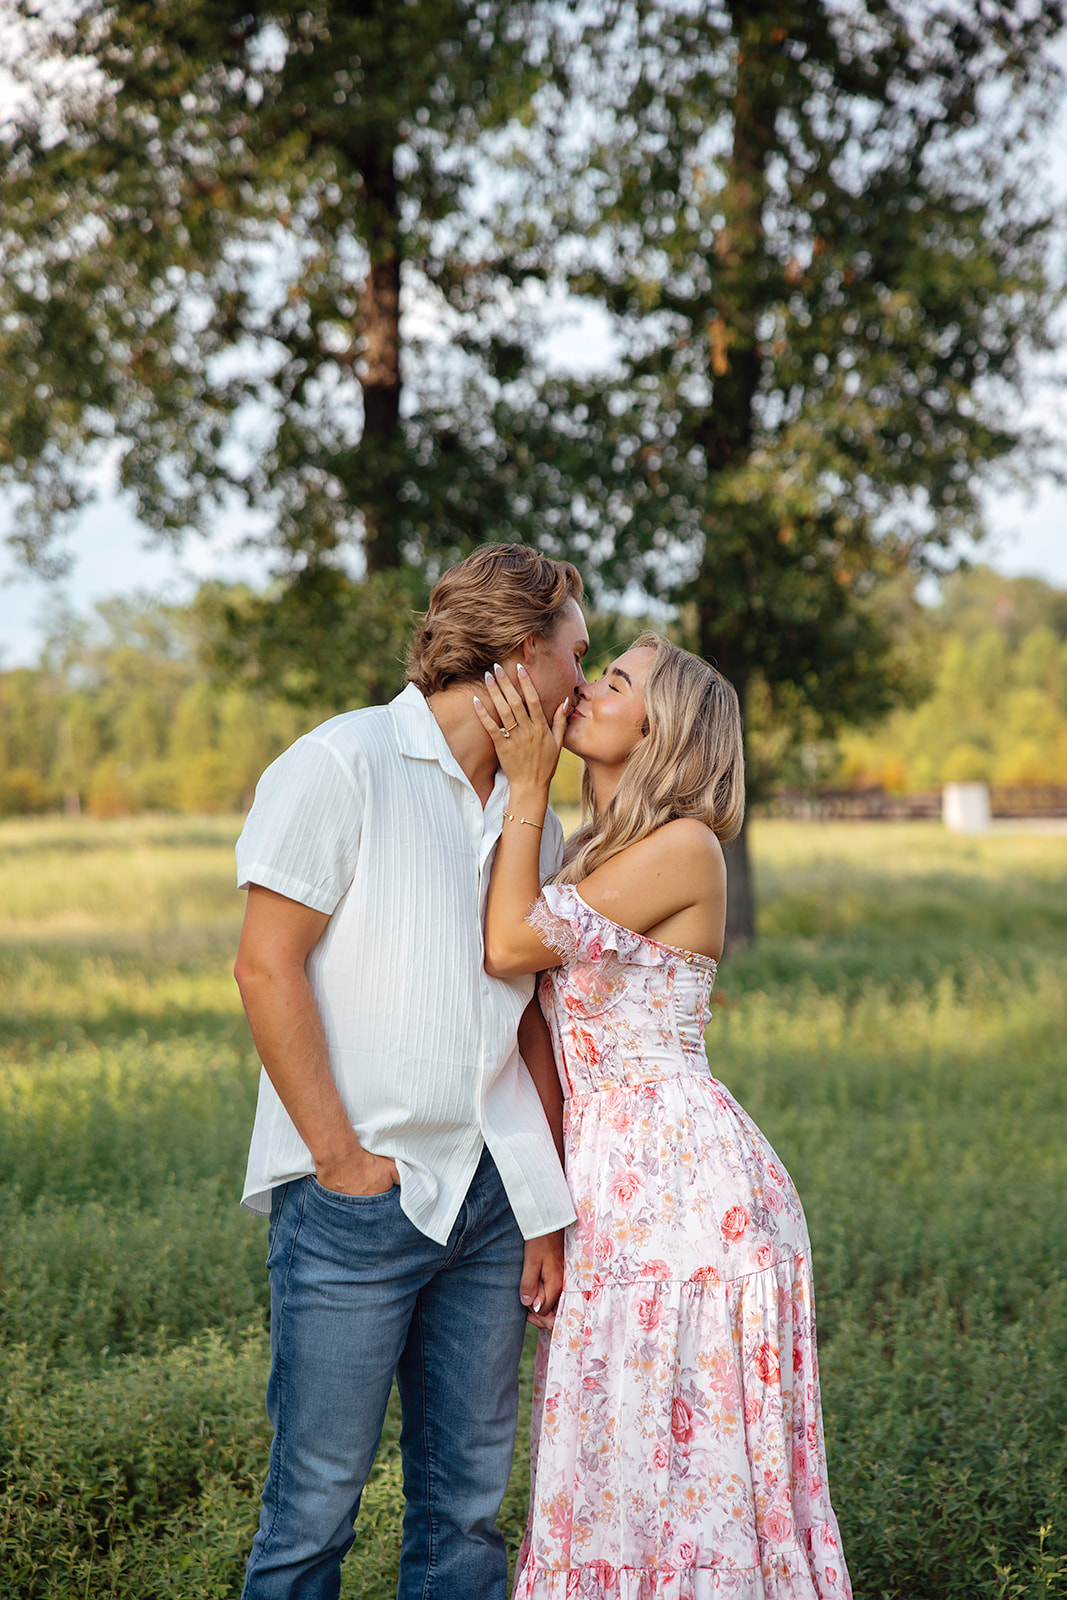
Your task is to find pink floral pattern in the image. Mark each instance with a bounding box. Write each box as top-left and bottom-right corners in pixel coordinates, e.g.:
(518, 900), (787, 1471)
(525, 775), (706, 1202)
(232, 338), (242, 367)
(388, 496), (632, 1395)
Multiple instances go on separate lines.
(513, 886), (851, 1600)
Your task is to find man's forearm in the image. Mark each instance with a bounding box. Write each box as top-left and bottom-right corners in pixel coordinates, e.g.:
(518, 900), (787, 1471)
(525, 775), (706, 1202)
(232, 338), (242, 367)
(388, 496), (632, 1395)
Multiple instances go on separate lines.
(238, 964), (362, 1170)
(234, 884), (400, 1195)
(238, 966), (399, 1195)
(517, 997), (566, 1166)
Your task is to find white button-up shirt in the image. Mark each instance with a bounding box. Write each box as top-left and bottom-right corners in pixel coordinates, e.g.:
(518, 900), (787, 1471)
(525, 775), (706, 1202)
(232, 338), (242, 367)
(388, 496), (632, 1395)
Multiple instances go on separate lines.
(236, 682), (576, 1244)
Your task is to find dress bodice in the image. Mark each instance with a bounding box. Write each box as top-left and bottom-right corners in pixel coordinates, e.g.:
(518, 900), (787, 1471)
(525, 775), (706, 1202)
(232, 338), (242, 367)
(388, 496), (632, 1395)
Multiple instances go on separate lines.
(529, 884), (717, 1099)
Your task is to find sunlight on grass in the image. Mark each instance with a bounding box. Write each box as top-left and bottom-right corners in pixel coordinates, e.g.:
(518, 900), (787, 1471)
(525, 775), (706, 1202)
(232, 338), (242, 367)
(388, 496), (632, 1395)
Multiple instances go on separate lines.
(0, 814), (245, 933)
(1, 813), (1065, 1598)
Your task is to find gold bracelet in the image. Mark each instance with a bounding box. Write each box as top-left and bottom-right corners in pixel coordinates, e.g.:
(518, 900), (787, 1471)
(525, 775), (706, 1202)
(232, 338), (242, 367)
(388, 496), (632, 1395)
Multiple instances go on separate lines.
(505, 812), (543, 830)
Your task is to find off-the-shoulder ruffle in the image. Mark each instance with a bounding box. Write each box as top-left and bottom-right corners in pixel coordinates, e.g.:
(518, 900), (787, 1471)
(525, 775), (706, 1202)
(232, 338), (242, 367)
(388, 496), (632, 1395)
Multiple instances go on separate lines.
(527, 884), (715, 971)
(526, 889), (580, 961)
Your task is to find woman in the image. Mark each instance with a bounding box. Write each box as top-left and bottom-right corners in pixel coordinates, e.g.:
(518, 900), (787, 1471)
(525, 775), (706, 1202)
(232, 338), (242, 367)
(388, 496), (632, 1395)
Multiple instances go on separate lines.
(474, 634), (851, 1600)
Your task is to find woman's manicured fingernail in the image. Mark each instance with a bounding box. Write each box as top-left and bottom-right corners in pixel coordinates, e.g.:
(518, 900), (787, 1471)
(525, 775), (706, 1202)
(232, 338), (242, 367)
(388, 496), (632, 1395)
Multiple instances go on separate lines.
(485, 671), (494, 686)
(493, 662), (504, 675)
(473, 696), (483, 707)
(517, 663), (527, 676)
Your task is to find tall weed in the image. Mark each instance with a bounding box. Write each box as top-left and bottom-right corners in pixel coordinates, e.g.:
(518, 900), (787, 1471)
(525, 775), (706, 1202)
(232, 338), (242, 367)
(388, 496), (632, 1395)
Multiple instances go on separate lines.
(0, 816), (1064, 1597)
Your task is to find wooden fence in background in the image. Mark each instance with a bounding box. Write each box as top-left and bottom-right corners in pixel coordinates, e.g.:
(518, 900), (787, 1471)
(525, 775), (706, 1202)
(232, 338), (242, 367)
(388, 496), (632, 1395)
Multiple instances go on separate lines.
(761, 785), (1067, 821)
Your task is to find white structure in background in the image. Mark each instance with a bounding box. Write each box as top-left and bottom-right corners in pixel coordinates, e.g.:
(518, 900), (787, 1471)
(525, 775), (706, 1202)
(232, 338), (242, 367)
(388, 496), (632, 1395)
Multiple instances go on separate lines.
(943, 782), (992, 833)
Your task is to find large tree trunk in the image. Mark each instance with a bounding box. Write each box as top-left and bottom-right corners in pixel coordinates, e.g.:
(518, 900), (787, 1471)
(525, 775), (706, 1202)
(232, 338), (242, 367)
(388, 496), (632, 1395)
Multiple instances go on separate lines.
(712, 663), (757, 951)
(356, 145), (403, 574)
(723, 811), (755, 951)
(695, 13), (782, 947)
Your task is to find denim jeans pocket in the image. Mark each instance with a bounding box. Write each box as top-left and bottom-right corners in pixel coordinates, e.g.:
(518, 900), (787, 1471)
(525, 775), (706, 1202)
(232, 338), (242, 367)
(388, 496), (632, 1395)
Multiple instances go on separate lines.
(307, 1175), (401, 1208)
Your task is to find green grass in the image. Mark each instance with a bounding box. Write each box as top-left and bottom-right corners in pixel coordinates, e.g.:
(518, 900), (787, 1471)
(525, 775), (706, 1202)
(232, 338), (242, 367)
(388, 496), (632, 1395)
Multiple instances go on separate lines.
(1, 815), (1065, 1597)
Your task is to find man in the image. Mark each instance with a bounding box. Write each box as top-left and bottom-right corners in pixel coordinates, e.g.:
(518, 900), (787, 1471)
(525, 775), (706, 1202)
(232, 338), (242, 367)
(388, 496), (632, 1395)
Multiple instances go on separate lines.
(234, 543), (589, 1600)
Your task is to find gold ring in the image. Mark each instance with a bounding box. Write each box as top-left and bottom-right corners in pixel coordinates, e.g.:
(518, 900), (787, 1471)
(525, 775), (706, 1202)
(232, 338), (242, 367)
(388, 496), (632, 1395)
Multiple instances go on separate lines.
(501, 728), (510, 739)
(503, 721), (518, 733)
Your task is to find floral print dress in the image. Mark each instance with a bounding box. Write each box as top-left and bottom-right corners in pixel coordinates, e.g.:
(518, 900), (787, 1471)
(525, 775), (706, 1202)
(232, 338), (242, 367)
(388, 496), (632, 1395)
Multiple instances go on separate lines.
(513, 886), (851, 1600)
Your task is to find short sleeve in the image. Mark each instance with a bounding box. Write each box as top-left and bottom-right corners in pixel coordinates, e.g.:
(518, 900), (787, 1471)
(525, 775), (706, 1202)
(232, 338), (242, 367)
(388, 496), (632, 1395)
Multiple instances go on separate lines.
(539, 807), (565, 882)
(236, 735), (366, 914)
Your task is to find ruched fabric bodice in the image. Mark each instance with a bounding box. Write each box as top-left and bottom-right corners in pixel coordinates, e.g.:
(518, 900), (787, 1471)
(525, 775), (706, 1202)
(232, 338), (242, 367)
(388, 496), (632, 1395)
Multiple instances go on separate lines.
(514, 885), (851, 1600)
(530, 885), (716, 1096)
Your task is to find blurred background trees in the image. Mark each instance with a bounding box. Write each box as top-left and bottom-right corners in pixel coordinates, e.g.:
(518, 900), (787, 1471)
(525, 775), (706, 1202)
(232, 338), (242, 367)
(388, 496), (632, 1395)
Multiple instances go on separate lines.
(2, 0), (1066, 938)
(4, 566), (1064, 821)
(836, 567), (1067, 793)
(0, 596), (310, 818)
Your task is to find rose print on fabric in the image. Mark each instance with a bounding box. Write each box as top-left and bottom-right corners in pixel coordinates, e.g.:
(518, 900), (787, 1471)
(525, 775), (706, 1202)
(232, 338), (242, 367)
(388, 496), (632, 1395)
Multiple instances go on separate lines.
(635, 1293), (662, 1331)
(754, 1342), (782, 1387)
(513, 886), (851, 1600)
(670, 1395), (697, 1451)
(609, 1169), (643, 1206)
(721, 1205), (749, 1242)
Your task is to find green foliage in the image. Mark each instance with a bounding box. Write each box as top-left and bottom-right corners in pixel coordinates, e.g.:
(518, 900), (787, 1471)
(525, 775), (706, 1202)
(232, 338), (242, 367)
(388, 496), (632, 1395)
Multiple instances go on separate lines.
(0, 586), (656, 809)
(4, 5), (1063, 949)
(2, 3), (1060, 745)
(191, 566), (432, 710)
(1, 815), (1065, 1596)
(836, 569), (1067, 789)
(487, 4), (1065, 690)
(0, 1334), (271, 1599)
(0, 0), (551, 603)
(472, 1), (1064, 936)
(0, 596), (313, 814)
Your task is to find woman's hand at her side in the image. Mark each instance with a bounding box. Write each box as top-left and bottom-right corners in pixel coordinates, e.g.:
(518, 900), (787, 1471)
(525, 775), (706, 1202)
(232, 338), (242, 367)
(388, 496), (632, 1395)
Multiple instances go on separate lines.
(473, 662), (570, 794)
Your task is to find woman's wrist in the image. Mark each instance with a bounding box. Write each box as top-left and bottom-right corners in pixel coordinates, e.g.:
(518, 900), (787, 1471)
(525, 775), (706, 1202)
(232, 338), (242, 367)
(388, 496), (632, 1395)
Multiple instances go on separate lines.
(506, 786), (549, 819)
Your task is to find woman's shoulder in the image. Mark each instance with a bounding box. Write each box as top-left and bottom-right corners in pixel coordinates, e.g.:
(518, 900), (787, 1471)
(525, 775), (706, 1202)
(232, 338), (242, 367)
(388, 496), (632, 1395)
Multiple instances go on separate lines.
(577, 817), (724, 909)
(618, 816), (723, 872)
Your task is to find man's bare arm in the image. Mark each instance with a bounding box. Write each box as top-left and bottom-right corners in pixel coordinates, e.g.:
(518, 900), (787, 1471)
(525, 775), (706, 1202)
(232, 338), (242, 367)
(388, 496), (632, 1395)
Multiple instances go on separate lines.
(234, 885), (399, 1195)
(517, 996), (565, 1165)
(516, 996), (568, 1327)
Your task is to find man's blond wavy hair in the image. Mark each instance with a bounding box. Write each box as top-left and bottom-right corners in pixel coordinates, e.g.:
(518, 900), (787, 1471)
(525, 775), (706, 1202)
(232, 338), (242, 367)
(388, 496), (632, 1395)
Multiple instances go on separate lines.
(406, 543), (584, 694)
(555, 633), (744, 885)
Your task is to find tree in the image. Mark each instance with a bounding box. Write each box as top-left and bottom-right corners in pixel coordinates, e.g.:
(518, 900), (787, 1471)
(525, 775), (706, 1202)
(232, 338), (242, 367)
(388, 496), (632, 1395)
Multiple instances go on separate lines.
(5, 3), (1066, 940)
(0, 667), (55, 813)
(0, 0), (550, 596)
(0, 592), (313, 814)
(469, 0), (1065, 941)
(836, 570), (1067, 790)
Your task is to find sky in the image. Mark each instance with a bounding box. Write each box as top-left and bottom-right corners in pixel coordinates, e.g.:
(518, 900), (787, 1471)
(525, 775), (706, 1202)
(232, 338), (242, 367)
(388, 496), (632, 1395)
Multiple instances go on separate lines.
(2, 28), (1067, 670)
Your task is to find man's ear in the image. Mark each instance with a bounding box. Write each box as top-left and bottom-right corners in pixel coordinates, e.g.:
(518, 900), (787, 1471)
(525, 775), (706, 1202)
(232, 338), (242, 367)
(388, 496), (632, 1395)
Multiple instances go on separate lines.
(520, 633), (538, 664)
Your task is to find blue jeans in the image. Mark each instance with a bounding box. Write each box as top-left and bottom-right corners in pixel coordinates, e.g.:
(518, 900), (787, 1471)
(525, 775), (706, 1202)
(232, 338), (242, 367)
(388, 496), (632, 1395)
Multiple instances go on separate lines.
(241, 1148), (529, 1600)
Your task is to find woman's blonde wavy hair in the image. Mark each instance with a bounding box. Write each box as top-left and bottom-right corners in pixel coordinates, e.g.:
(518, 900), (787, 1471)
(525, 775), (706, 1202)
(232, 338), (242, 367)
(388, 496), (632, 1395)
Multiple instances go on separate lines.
(555, 633), (744, 885)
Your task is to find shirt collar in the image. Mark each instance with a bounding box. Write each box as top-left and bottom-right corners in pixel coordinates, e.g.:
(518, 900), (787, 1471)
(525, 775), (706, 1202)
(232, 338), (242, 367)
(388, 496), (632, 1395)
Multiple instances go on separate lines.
(391, 682), (509, 817)
(390, 681), (446, 762)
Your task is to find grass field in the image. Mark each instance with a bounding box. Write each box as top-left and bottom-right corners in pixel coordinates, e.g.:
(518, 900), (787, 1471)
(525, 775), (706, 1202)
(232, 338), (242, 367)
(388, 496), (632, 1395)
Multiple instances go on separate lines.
(1, 815), (1065, 1598)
